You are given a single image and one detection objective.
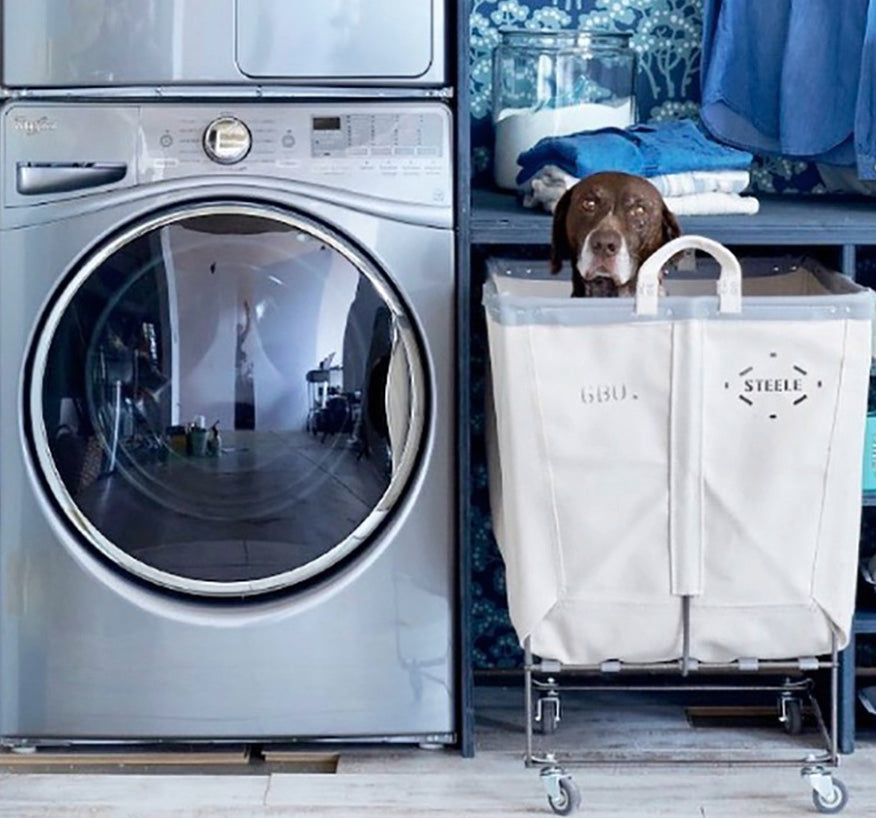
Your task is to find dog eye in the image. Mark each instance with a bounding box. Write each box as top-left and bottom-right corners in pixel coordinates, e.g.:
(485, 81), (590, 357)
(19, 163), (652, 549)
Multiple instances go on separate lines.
(581, 198), (597, 212)
(629, 204), (647, 217)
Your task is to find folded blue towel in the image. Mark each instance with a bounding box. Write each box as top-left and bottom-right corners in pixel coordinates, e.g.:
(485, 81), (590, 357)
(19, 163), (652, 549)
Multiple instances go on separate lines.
(515, 119), (753, 186)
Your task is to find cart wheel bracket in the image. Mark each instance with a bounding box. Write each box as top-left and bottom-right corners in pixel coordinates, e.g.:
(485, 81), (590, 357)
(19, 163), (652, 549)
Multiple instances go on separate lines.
(539, 766), (567, 801)
(802, 765), (848, 814)
(540, 766), (581, 816)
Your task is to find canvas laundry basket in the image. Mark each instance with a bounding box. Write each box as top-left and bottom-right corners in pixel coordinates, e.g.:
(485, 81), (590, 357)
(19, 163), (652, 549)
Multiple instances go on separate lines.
(484, 236), (874, 666)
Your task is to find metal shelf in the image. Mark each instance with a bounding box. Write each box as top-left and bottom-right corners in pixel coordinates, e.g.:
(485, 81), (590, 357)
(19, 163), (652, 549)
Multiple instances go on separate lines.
(854, 610), (876, 634)
(471, 188), (876, 247)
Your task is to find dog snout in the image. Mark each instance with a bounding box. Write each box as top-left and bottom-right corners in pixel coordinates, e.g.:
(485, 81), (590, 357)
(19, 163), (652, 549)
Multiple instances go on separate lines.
(590, 227), (622, 258)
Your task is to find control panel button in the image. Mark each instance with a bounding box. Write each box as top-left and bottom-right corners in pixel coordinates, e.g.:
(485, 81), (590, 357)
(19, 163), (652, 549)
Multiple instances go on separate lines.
(203, 116), (252, 165)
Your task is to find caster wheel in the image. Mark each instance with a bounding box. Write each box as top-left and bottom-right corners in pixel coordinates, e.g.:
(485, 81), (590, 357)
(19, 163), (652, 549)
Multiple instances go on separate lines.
(538, 697), (559, 735)
(547, 777), (581, 816)
(812, 778), (848, 814)
(784, 698), (803, 735)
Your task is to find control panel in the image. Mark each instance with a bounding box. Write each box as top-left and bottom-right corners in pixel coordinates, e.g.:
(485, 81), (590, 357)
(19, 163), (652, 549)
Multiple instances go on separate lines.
(138, 104), (451, 206)
(2, 103), (452, 210)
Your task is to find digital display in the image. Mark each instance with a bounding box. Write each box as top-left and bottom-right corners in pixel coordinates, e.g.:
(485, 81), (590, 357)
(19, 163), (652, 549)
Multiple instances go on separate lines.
(313, 116), (342, 131)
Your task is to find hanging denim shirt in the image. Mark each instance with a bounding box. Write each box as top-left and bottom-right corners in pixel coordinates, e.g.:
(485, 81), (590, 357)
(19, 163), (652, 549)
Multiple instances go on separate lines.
(701, 0), (876, 179)
(856, 2), (876, 177)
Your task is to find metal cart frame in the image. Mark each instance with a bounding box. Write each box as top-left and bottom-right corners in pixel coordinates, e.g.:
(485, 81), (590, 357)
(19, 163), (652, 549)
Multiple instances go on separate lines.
(523, 629), (848, 815)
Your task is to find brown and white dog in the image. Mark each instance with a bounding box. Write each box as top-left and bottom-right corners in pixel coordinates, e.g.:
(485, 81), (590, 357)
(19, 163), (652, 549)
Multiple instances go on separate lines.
(550, 171), (681, 297)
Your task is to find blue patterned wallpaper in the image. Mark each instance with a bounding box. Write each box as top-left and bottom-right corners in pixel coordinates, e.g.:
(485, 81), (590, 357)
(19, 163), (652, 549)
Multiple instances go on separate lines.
(467, 0), (847, 671)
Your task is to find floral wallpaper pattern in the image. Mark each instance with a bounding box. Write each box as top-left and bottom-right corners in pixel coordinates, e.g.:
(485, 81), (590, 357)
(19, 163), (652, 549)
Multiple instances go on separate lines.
(467, 0), (860, 671)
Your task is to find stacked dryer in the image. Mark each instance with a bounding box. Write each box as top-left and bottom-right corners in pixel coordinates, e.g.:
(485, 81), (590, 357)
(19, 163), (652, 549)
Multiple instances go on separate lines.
(0, 1), (456, 745)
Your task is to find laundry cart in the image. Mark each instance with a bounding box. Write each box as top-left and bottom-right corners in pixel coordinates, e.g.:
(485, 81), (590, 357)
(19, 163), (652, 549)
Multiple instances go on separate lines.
(484, 237), (875, 815)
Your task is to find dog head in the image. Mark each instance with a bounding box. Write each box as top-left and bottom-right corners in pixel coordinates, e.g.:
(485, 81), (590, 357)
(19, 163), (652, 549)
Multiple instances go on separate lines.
(550, 171), (681, 297)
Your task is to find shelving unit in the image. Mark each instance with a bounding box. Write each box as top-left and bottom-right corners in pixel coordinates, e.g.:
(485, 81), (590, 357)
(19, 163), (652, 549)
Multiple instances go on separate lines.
(846, 610), (876, 748)
(454, 0), (876, 762)
(467, 186), (876, 755)
(848, 493), (876, 752)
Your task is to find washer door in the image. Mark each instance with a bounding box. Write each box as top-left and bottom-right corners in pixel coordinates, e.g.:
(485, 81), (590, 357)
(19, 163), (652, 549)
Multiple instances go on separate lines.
(28, 202), (427, 597)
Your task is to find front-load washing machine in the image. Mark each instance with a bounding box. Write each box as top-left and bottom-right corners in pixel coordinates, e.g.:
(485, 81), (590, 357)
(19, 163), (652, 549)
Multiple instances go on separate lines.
(0, 100), (455, 744)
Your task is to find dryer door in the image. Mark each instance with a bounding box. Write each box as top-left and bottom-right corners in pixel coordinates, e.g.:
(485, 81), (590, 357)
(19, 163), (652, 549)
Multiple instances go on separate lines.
(28, 202), (428, 598)
(1, 0), (445, 87)
(235, 0), (437, 81)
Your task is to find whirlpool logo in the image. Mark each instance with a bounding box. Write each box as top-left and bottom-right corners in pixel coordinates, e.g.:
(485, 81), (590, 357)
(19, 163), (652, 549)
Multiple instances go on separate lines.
(12, 116), (58, 136)
(728, 352), (823, 420)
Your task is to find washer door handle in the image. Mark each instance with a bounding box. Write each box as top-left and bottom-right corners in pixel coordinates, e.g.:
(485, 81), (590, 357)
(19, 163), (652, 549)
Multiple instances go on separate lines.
(16, 162), (127, 195)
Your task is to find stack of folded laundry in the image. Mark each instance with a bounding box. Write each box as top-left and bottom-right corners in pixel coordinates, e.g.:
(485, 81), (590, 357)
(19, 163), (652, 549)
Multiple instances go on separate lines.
(514, 118), (759, 215)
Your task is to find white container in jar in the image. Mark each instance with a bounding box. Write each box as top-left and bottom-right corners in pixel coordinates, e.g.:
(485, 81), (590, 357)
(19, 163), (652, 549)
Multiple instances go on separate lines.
(492, 29), (637, 190)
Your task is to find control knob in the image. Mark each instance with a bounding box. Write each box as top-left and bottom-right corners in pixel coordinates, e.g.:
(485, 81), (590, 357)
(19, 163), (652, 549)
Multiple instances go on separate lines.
(203, 116), (252, 165)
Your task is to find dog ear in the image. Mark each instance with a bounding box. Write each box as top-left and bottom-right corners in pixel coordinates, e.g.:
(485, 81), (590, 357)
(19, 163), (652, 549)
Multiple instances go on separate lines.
(661, 204), (681, 243)
(550, 187), (574, 274)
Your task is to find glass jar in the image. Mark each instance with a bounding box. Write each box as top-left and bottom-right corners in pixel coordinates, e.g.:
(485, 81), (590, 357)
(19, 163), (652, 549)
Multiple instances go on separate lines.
(492, 29), (637, 190)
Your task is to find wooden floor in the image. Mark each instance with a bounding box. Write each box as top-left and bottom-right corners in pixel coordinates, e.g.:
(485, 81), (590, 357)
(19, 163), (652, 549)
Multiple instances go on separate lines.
(2, 686), (875, 817)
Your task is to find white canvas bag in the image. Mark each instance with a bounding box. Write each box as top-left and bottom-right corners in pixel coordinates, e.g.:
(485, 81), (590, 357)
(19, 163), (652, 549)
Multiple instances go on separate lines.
(485, 236), (874, 665)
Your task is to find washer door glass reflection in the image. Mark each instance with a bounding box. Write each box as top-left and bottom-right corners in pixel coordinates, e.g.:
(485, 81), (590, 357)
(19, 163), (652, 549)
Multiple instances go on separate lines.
(38, 208), (424, 595)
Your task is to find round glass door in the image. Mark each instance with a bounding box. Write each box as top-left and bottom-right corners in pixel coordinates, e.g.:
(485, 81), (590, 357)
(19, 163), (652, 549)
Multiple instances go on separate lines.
(28, 201), (427, 597)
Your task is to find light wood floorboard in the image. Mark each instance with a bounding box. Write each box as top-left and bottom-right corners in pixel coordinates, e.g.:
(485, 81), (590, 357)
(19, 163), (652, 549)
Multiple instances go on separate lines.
(1, 686), (874, 817)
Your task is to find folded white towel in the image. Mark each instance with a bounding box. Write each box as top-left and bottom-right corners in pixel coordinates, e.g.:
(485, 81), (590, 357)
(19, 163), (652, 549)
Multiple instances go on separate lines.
(664, 191), (760, 215)
(520, 164), (758, 215)
(648, 169), (750, 197)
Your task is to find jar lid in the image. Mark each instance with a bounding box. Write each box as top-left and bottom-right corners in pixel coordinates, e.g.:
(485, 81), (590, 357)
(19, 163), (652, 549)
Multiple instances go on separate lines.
(498, 28), (632, 50)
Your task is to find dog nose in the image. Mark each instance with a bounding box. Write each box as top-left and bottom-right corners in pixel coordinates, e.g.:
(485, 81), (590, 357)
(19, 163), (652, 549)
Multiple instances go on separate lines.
(590, 228), (621, 257)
